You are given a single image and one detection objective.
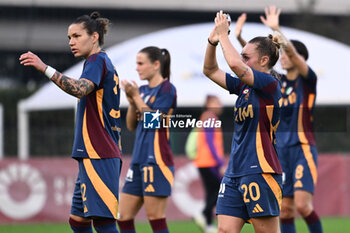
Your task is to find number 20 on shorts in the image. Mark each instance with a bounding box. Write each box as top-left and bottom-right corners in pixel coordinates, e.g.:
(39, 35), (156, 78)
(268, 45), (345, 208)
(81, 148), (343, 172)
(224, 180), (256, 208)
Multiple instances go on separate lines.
(241, 182), (261, 203)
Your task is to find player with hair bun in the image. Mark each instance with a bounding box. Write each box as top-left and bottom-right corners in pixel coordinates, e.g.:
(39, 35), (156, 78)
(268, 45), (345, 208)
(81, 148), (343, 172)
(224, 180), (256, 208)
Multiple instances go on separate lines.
(117, 46), (177, 233)
(204, 10), (283, 233)
(235, 5), (323, 233)
(261, 6), (323, 233)
(20, 12), (122, 233)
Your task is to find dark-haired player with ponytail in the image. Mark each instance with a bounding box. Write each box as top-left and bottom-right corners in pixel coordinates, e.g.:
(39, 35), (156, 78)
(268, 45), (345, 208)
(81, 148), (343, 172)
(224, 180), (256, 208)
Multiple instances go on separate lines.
(20, 12), (122, 233)
(204, 10), (283, 233)
(117, 46), (176, 233)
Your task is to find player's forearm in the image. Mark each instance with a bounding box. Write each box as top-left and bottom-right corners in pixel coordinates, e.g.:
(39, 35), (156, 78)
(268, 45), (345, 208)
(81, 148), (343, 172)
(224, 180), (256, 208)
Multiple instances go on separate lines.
(279, 33), (309, 77)
(219, 35), (254, 86)
(236, 35), (247, 47)
(203, 43), (219, 77)
(126, 104), (137, 131)
(51, 72), (95, 98)
(132, 95), (152, 114)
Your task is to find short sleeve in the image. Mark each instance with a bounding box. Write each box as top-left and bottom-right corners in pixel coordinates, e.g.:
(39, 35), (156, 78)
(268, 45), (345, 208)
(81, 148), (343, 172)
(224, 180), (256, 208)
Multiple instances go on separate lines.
(225, 73), (243, 95)
(80, 54), (104, 86)
(153, 82), (177, 114)
(302, 66), (317, 90)
(252, 69), (279, 95)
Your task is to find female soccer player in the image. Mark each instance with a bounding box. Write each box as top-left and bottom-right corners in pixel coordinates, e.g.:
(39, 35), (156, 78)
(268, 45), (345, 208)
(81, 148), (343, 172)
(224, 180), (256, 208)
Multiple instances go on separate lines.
(203, 11), (283, 233)
(117, 46), (177, 233)
(261, 6), (323, 233)
(19, 12), (122, 233)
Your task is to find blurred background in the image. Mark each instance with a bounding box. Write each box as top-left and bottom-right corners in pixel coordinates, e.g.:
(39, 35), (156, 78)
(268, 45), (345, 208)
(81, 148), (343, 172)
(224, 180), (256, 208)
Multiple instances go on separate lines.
(0, 0), (349, 230)
(0, 0), (349, 157)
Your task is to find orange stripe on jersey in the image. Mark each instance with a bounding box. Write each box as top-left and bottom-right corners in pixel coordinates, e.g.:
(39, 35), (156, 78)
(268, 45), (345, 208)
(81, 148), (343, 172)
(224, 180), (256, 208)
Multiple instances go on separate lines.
(262, 173), (282, 210)
(166, 108), (174, 140)
(154, 130), (174, 186)
(300, 144), (318, 185)
(256, 123), (274, 173)
(96, 89), (104, 128)
(297, 103), (308, 144)
(82, 110), (100, 159)
(266, 105), (274, 142)
(83, 159), (118, 219)
(308, 94), (315, 110)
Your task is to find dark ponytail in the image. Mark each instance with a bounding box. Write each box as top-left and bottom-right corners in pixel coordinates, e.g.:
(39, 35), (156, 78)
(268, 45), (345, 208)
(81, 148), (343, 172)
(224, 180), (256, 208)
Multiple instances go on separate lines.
(73, 11), (110, 46)
(139, 46), (171, 80)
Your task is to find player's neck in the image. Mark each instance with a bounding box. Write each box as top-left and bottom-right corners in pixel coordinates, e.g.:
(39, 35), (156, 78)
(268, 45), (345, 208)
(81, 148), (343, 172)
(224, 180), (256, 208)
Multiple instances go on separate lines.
(148, 74), (164, 88)
(286, 68), (299, 81)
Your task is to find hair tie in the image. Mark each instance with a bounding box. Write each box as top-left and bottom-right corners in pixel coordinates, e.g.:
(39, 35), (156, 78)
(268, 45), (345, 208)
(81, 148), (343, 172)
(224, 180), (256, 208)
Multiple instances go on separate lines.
(268, 34), (280, 49)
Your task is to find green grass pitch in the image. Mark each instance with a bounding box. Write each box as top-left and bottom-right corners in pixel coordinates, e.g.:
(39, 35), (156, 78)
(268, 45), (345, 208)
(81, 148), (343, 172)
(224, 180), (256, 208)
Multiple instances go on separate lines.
(0, 218), (349, 233)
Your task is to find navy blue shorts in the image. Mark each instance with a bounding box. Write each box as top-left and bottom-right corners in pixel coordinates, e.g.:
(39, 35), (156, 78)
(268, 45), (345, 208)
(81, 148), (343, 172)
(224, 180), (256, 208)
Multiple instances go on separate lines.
(122, 163), (174, 197)
(277, 144), (318, 196)
(216, 173), (282, 221)
(71, 158), (121, 219)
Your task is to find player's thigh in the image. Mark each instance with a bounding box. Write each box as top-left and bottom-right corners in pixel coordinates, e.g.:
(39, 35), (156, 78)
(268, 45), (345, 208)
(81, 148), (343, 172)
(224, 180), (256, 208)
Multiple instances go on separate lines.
(217, 215), (245, 233)
(118, 192), (144, 220)
(251, 216), (280, 233)
(144, 196), (169, 219)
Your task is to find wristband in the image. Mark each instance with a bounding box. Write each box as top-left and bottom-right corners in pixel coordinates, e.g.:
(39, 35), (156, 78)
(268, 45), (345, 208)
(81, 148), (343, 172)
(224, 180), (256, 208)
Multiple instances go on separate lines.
(44, 66), (56, 80)
(208, 38), (218, 47)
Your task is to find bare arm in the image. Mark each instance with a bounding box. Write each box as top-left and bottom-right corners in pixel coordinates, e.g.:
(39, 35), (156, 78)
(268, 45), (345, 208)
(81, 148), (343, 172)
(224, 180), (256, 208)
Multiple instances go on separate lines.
(125, 103), (138, 131)
(234, 13), (247, 48)
(216, 11), (254, 86)
(19, 51), (95, 98)
(274, 31), (309, 77)
(203, 27), (227, 90)
(51, 73), (95, 98)
(123, 80), (152, 115)
(263, 6), (309, 77)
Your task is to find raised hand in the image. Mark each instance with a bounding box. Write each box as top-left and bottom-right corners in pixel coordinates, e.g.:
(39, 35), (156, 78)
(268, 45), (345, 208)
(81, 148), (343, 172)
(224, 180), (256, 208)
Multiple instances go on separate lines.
(19, 51), (47, 73)
(260, 5), (281, 31)
(214, 10), (230, 38)
(121, 80), (136, 104)
(234, 13), (247, 39)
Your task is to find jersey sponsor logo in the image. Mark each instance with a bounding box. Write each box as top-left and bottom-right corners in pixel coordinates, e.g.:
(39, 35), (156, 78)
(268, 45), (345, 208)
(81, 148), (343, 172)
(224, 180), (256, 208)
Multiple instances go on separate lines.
(252, 203), (264, 213)
(143, 110), (161, 129)
(145, 184), (155, 192)
(234, 104), (253, 122)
